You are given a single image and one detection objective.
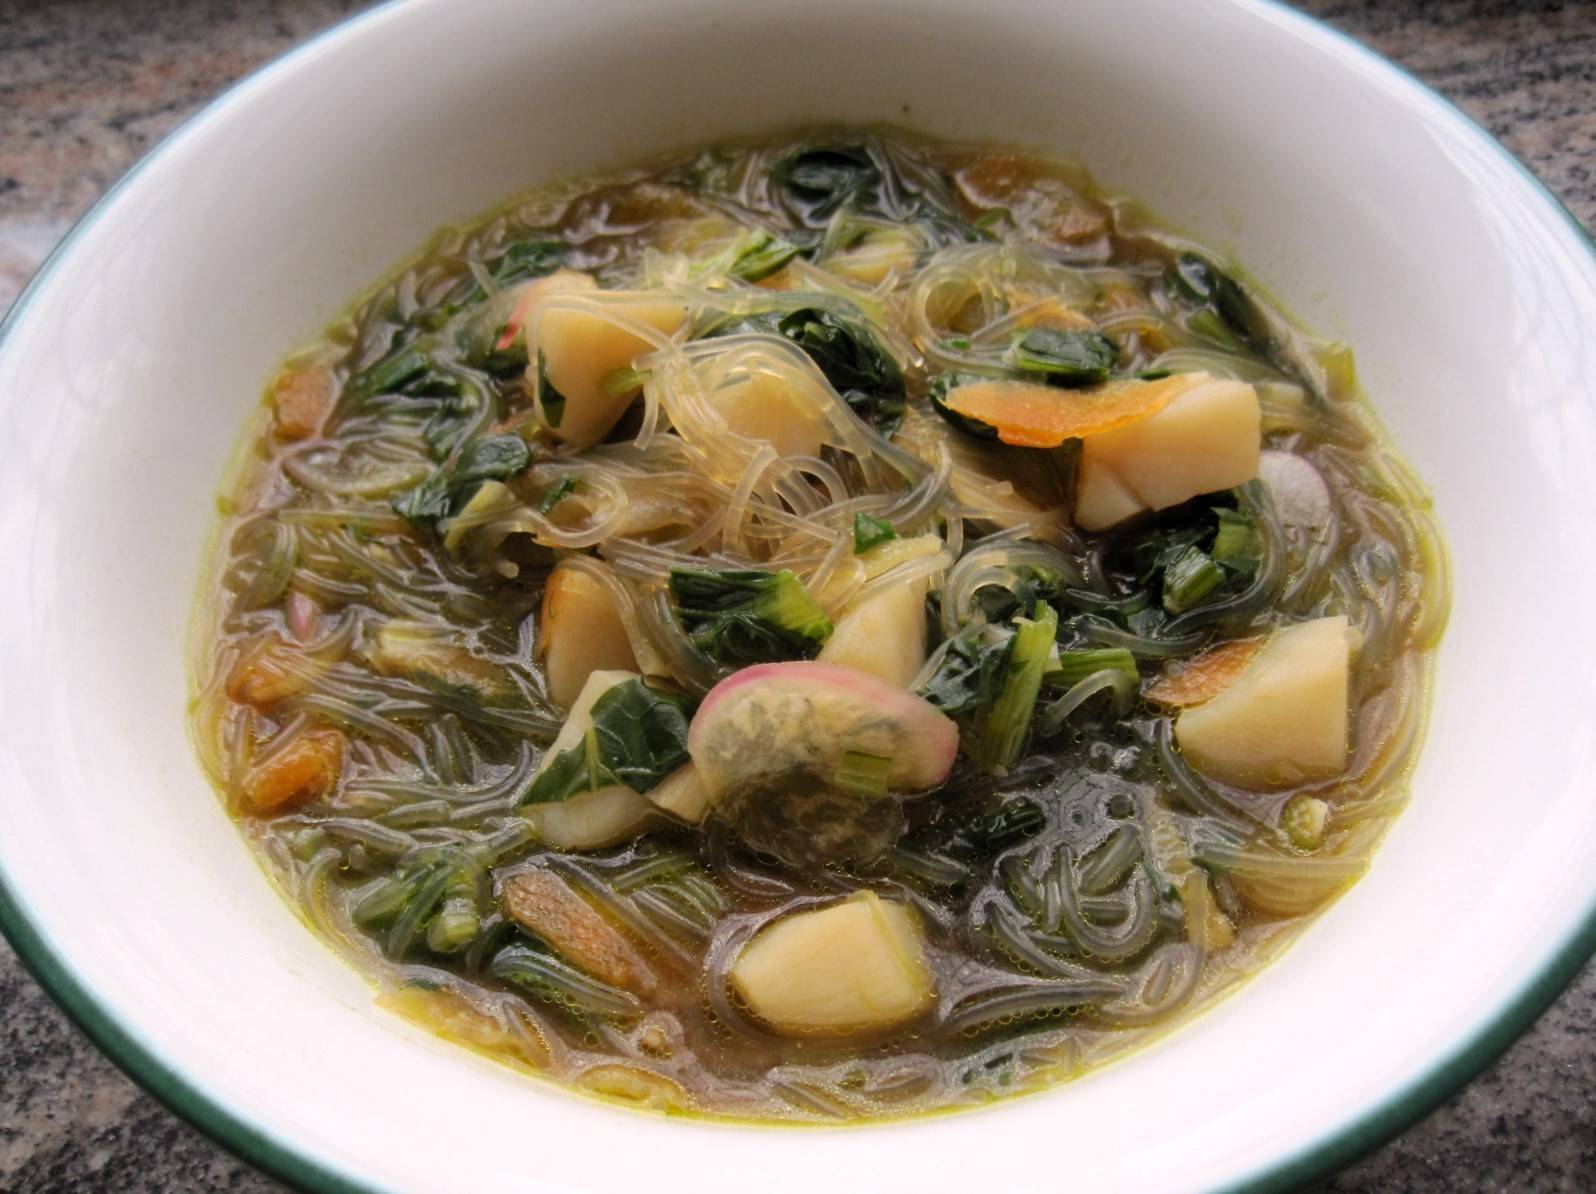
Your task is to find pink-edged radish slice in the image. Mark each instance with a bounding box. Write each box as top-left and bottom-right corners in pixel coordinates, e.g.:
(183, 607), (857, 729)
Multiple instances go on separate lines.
(687, 661), (958, 867)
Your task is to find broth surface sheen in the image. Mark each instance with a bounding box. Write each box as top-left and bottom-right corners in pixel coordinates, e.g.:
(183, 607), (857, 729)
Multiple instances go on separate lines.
(191, 129), (1447, 1122)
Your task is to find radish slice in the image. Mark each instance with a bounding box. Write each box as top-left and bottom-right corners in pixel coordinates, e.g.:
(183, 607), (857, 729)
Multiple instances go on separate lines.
(688, 661), (958, 866)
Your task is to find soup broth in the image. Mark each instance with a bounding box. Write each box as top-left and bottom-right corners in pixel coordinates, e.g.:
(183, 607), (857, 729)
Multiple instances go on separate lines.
(191, 129), (1447, 1120)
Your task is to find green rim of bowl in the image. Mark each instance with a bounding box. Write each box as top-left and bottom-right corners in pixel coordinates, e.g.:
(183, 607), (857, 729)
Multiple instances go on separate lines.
(0, 3), (1592, 1192)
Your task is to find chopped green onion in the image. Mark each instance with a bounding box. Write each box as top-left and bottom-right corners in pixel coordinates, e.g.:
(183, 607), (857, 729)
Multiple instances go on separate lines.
(977, 602), (1058, 773)
(853, 512), (897, 553)
(1048, 647), (1138, 688)
(835, 749), (893, 797)
(536, 476), (579, 515)
(1212, 507), (1262, 573)
(602, 366), (650, 397)
(1162, 546), (1225, 614)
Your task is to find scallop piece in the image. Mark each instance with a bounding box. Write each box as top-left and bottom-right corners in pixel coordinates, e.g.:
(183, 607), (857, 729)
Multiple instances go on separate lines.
(1175, 616), (1354, 788)
(1075, 375), (1262, 531)
(730, 892), (935, 1036)
(539, 562), (640, 710)
(532, 290), (686, 448)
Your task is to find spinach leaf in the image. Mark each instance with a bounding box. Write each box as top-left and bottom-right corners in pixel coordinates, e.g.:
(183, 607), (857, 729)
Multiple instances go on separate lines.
(1168, 252), (1272, 357)
(535, 476), (578, 515)
(853, 512), (897, 553)
(715, 306), (906, 435)
(668, 567), (832, 665)
(1009, 328), (1119, 387)
(971, 565), (1068, 624)
(521, 678), (692, 804)
(917, 623), (1015, 716)
(730, 232), (802, 282)
(535, 349), (570, 429)
(392, 433), (531, 528)
(490, 239), (564, 289)
(773, 145), (881, 225)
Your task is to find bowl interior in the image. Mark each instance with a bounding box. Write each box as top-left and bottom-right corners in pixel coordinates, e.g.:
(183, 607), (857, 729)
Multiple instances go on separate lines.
(3, 1), (1596, 1191)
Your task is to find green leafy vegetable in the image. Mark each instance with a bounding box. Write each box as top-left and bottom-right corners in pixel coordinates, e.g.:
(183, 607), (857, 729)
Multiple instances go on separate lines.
(731, 231), (801, 282)
(536, 476), (579, 515)
(782, 308), (906, 434)
(945, 798), (1045, 860)
(1212, 507), (1262, 574)
(976, 602), (1058, 773)
(536, 349), (569, 429)
(352, 846), (486, 958)
(971, 565), (1067, 624)
(345, 344), (432, 402)
(1161, 545), (1225, 614)
(853, 512), (898, 553)
(489, 239), (564, 288)
(1049, 647), (1139, 688)
(1009, 328), (1119, 386)
(1169, 252), (1272, 357)
(668, 567), (833, 665)
(916, 623), (1014, 716)
(521, 678), (692, 805)
(392, 434), (531, 527)
(773, 145), (881, 224)
(835, 749), (893, 798)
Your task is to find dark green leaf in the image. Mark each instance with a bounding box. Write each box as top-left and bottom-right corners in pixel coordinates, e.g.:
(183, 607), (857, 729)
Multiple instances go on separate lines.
(917, 623), (1015, 716)
(1212, 506), (1262, 574)
(731, 233), (801, 282)
(1169, 253), (1271, 356)
(346, 344), (431, 401)
(522, 679), (692, 805)
(536, 349), (568, 429)
(713, 306), (905, 435)
(1161, 546), (1225, 614)
(490, 239), (564, 288)
(773, 145), (881, 225)
(536, 476), (579, 515)
(853, 512), (897, 553)
(668, 567), (832, 665)
(588, 678), (693, 794)
(392, 434), (530, 529)
(1009, 328), (1119, 386)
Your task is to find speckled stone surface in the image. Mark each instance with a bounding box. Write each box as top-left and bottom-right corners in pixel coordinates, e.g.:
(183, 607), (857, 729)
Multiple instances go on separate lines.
(1, 1), (1593, 1190)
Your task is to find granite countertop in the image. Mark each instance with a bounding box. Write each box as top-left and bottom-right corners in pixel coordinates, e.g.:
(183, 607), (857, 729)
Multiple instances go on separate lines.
(1, 0), (1593, 1189)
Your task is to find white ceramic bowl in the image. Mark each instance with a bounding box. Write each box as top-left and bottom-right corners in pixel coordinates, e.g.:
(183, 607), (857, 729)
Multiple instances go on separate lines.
(3, 1), (1595, 1190)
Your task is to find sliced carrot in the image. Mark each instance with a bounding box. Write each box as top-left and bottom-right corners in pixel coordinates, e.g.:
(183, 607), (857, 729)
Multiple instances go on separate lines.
(1146, 638), (1264, 708)
(226, 635), (318, 707)
(941, 373), (1198, 449)
(1006, 289), (1096, 333)
(241, 728), (344, 813)
(271, 365), (335, 441)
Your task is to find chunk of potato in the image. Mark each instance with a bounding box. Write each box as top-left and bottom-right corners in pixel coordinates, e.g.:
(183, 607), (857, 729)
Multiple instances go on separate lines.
(270, 364), (335, 440)
(647, 763), (712, 824)
(730, 891), (935, 1035)
(500, 868), (658, 996)
(817, 584), (928, 687)
(241, 728), (343, 813)
(226, 635), (320, 707)
(539, 563), (640, 710)
(1175, 616), (1353, 788)
(703, 369), (827, 458)
(823, 227), (921, 286)
(1075, 376), (1261, 531)
(533, 292), (686, 448)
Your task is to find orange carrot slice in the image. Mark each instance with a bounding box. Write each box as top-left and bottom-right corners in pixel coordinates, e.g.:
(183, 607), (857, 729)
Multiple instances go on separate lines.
(941, 373), (1197, 449)
(1146, 638), (1264, 708)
